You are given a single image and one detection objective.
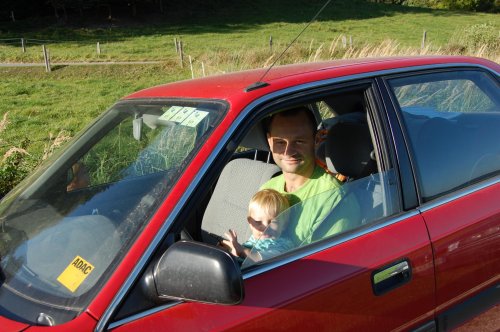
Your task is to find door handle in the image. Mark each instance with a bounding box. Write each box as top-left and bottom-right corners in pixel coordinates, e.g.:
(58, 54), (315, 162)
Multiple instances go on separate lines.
(372, 259), (412, 295)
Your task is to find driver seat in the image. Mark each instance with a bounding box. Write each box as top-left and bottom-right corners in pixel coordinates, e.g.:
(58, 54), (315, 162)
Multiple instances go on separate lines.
(201, 122), (280, 245)
(201, 105), (320, 245)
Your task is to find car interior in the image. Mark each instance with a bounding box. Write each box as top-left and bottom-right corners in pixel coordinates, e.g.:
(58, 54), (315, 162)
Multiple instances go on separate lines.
(183, 87), (387, 250)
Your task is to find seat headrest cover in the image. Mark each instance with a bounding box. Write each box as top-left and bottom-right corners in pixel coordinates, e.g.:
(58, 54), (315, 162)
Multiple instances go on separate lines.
(240, 122), (270, 151)
(325, 113), (375, 179)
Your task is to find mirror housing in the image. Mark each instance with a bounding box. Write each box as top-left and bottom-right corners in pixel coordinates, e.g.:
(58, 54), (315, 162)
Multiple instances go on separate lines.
(144, 241), (244, 305)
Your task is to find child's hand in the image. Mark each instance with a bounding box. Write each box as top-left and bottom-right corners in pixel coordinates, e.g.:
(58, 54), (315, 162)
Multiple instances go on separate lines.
(225, 229), (238, 242)
(222, 229), (244, 257)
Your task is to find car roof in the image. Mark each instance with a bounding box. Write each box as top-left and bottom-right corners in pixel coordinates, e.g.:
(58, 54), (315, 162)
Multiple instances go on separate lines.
(124, 56), (498, 104)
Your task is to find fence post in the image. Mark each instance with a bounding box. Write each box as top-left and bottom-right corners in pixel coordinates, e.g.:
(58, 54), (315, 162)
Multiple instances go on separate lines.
(189, 55), (194, 79)
(179, 41), (184, 68)
(269, 35), (273, 53)
(42, 45), (51, 73)
(11, 11), (15, 22)
(341, 35), (347, 48)
(349, 35), (353, 47)
(174, 37), (178, 54)
(96, 42), (101, 55)
(201, 62), (206, 77)
(421, 30), (427, 50)
(48, 49), (51, 73)
(21, 38), (25, 53)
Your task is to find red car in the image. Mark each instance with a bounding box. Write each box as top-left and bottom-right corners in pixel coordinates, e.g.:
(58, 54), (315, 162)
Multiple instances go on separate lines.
(0, 56), (499, 331)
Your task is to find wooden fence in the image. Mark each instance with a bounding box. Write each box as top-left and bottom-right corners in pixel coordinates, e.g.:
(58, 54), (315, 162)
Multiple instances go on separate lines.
(0, 31), (430, 74)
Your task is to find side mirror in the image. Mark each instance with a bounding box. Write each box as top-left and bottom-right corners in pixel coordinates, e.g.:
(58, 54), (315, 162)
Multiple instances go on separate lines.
(143, 241), (244, 305)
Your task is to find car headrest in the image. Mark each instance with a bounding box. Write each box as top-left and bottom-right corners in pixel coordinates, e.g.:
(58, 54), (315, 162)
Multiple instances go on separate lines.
(323, 113), (376, 179)
(240, 122), (270, 151)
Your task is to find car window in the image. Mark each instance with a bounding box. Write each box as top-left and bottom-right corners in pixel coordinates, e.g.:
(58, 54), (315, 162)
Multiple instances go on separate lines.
(241, 169), (400, 268)
(388, 70), (500, 201)
(232, 85), (402, 267)
(77, 112), (198, 188)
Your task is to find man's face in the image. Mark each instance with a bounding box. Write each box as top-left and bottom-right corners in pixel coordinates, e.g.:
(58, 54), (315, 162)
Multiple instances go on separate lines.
(267, 111), (316, 177)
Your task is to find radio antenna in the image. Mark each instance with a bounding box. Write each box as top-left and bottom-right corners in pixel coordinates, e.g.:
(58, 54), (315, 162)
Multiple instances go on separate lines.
(245, 0), (332, 92)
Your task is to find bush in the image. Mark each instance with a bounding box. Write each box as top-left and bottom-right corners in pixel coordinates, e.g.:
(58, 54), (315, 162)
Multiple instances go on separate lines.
(442, 0), (498, 11)
(378, 0), (499, 11)
(0, 110), (74, 197)
(455, 23), (500, 51)
(0, 148), (34, 197)
(402, 0), (444, 8)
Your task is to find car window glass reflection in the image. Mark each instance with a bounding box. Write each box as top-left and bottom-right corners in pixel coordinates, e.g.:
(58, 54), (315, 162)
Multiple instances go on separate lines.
(241, 169), (400, 268)
(389, 70), (500, 201)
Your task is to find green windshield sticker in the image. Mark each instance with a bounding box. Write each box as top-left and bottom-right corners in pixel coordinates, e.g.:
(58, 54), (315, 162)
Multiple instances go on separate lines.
(169, 107), (196, 123)
(181, 110), (209, 127)
(159, 106), (184, 121)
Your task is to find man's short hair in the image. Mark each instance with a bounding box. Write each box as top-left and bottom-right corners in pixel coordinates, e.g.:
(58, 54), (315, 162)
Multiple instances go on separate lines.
(265, 106), (318, 135)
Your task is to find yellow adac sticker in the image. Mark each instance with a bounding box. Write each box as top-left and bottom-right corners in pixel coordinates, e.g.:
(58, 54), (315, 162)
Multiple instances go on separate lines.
(57, 256), (94, 292)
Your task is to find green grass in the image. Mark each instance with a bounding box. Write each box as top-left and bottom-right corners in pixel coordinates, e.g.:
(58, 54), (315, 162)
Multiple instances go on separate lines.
(0, 63), (186, 156)
(0, 0), (498, 62)
(0, 0), (499, 194)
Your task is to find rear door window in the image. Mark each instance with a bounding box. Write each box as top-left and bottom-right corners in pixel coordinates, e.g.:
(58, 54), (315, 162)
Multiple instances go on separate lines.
(387, 70), (500, 201)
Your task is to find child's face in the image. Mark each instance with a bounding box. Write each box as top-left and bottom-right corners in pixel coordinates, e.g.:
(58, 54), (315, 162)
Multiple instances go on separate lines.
(247, 209), (284, 239)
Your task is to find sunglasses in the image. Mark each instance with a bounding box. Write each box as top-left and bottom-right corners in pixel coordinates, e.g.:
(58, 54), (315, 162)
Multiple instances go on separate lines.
(247, 216), (278, 232)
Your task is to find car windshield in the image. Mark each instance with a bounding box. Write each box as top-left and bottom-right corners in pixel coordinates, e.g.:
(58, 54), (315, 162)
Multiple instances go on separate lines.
(0, 99), (226, 325)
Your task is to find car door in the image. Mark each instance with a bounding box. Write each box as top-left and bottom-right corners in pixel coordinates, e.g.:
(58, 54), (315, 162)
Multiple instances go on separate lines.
(385, 68), (500, 330)
(110, 216), (433, 332)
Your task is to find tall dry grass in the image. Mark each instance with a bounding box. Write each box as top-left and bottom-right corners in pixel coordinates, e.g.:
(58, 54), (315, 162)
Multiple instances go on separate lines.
(0, 113), (29, 162)
(42, 131), (72, 161)
(191, 36), (499, 77)
(0, 112), (72, 196)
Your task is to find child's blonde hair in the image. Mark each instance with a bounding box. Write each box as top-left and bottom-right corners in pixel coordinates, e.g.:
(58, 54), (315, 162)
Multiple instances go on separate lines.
(248, 189), (289, 218)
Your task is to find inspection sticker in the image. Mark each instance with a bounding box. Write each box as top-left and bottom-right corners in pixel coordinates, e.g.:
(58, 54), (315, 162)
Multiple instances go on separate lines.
(159, 105), (184, 121)
(181, 110), (209, 127)
(57, 256), (94, 292)
(170, 107), (196, 123)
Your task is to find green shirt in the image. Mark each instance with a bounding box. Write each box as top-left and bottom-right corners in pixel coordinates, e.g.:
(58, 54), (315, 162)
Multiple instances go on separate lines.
(260, 165), (341, 206)
(261, 166), (360, 245)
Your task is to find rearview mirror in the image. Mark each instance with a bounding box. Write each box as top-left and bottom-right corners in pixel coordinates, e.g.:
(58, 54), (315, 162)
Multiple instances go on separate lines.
(143, 241), (244, 305)
(133, 117), (143, 141)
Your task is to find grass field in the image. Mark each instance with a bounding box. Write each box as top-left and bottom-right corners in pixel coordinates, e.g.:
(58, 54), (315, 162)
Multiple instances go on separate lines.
(0, 0), (499, 194)
(0, 62), (184, 157)
(1, 0), (498, 63)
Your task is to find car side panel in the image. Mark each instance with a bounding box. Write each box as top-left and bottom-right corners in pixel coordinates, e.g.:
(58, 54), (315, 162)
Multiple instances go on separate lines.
(23, 313), (97, 332)
(0, 316), (29, 332)
(421, 182), (500, 319)
(111, 214), (434, 332)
